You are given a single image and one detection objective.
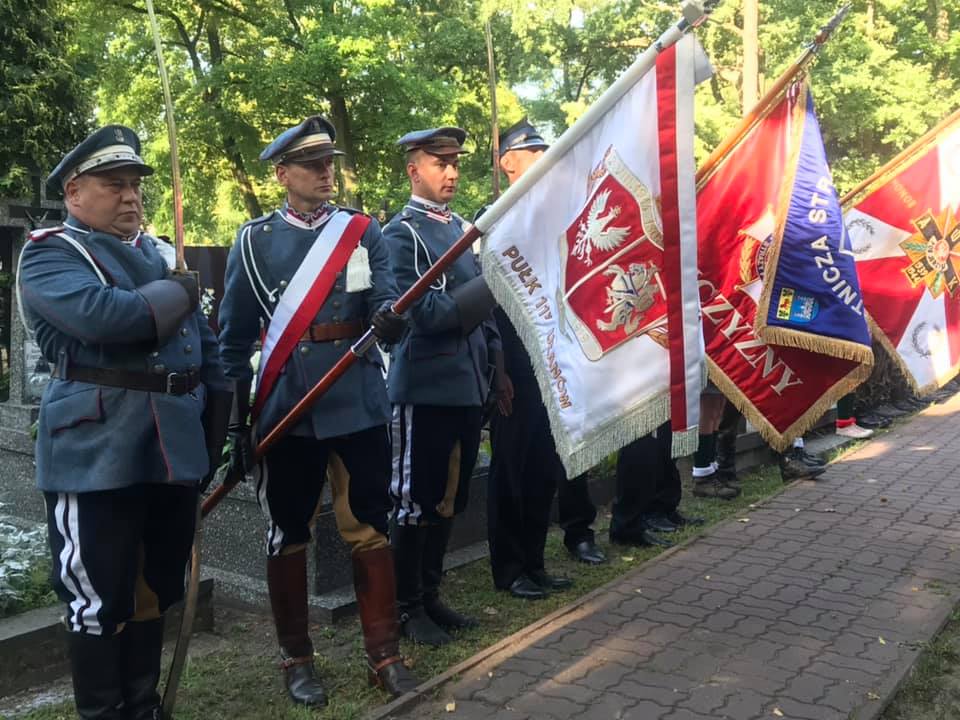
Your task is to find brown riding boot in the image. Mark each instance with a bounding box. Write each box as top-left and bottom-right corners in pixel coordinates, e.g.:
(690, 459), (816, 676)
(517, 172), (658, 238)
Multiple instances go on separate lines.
(267, 550), (327, 707)
(353, 546), (419, 697)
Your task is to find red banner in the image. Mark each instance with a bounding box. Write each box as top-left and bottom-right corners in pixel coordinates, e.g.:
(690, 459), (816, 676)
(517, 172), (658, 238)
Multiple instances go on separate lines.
(697, 92), (868, 450)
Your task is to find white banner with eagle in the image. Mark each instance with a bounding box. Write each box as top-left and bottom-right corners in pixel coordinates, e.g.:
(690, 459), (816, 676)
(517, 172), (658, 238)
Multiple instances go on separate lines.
(479, 33), (704, 477)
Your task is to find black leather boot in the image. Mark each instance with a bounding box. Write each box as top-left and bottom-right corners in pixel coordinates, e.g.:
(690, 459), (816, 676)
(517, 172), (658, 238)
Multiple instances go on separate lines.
(67, 631), (126, 719)
(353, 546), (419, 697)
(118, 618), (164, 720)
(267, 550), (327, 707)
(422, 520), (477, 631)
(392, 524), (451, 646)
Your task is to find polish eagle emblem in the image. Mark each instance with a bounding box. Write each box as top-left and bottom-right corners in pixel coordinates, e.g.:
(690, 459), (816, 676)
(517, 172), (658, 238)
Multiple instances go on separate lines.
(571, 189), (631, 266)
(558, 146), (666, 361)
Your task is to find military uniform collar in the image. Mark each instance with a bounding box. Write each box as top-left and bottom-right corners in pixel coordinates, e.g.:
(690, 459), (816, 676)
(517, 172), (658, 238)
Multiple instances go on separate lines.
(407, 196), (452, 223)
(64, 215), (142, 247)
(279, 202), (336, 230)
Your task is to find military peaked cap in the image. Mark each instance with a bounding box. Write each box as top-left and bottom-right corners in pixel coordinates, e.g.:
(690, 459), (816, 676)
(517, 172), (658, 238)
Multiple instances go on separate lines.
(397, 127), (469, 156)
(47, 125), (154, 189)
(498, 118), (548, 158)
(260, 115), (345, 164)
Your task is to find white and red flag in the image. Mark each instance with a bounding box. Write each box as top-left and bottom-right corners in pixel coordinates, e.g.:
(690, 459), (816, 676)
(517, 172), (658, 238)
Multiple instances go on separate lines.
(845, 109), (960, 392)
(476, 30), (706, 476)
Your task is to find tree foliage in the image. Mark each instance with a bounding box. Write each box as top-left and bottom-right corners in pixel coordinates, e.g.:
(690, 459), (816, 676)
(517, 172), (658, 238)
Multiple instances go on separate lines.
(12, 0), (960, 240)
(0, 0), (92, 198)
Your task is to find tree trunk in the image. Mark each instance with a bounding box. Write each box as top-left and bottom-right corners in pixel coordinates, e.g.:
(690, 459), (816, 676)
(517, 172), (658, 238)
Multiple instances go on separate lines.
(205, 17), (262, 219)
(328, 94), (361, 209)
(741, 0), (759, 113)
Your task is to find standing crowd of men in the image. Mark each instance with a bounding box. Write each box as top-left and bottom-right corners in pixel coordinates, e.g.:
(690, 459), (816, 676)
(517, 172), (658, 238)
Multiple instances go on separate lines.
(19, 115), (830, 719)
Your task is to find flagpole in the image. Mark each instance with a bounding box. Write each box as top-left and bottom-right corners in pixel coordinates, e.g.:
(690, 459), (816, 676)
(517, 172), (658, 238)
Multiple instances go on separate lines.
(695, 3), (851, 188)
(840, 106), (960, 207)
(485, 17), (501, 199)
(473, 0), (712, 234)
(200, 0), (713, 520)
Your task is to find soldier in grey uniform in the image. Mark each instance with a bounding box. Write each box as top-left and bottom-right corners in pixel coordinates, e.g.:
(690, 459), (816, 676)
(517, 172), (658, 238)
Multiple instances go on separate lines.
(218, 116), (416, 705)
(18, 125), (228, 720)
(384, 127), (508, 647)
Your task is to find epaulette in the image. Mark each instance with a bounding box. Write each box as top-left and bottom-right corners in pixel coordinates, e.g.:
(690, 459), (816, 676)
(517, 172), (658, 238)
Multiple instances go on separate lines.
(242, 211), (277, 238)
(28, 225), (65, 242)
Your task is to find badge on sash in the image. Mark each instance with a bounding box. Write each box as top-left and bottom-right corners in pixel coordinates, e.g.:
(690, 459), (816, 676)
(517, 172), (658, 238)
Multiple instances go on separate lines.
(345, 244), (372, 292)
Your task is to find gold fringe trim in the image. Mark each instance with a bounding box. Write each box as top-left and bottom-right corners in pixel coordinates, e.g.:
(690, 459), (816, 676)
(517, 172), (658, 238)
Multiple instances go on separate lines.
(671, 426), (699, 458)
(753, 81), (873, 366)
(866, 313), (960, 396)
(757, 325), (874, 365)
(706, 356), (870, 452)
(481, 250), (670, 478)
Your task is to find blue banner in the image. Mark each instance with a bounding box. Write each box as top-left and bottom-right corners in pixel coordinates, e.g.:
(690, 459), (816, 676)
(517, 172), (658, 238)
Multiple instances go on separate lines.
(757, 86), (872, 362)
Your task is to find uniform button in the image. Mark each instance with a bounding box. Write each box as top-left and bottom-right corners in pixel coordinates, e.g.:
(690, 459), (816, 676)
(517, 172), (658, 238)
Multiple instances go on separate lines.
(332, 315), (340, 322)
(449, 273), (456, 281)
(180, 327), (188, 337)
(332, 301), (341, 309)
(184, 345), (193, 354)
(299, 345), (310, 355)
(152, 364), (166, 374)
(263, 224), (272, 233)
(334, 340), (342, 347)
(334, 285), (343, 291)
(279, 280), (288, 289)
(150, 351), (160, 358)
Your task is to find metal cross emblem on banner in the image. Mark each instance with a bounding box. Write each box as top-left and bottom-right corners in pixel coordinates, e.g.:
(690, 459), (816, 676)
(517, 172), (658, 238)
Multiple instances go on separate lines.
(900, 207), (960, 299)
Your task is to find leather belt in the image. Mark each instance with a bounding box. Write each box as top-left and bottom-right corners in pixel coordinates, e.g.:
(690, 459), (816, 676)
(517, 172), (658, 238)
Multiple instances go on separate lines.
(52, 365), (201, 396)
(301, 321), (364, 343)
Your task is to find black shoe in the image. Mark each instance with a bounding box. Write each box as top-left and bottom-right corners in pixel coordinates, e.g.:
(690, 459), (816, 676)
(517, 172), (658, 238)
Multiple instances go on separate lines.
(856, 412), (891, 429)
(399, 607), (453, 647)
(874, 403), (911, 419)
(281, 657), (328, 707)
(528, 569), (573, 591)
(715, 467), (740, 485)
(508, 574), (548, 600)
(641, 513), (678, 533)
(692, 474), (741, 500)
(779, 450), (826, 482)
(610, 528), (673, 548)
(666, 510), (704, 527)
(567, 539), (607, 565)
(369, 659), (419, 698)
(892, 399), (920, 413)
(424, 596), (479, 631)
(797, 448), (826, 468)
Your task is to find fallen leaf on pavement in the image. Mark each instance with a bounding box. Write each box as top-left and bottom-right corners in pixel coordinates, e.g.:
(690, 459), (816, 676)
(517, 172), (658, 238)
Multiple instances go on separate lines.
(446, 701), (456, 712)
(737, 518), (750, 523)
(772, 708), (784, 717)
(879, 636), (886, 645)
(867, 692), (881, 700)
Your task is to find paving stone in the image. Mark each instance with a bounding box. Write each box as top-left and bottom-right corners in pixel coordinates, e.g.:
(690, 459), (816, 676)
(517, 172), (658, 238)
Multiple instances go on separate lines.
(404, 399), (960, 720)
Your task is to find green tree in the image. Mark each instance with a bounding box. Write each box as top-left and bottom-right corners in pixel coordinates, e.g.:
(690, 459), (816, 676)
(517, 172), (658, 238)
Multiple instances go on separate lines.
(0, 0), (93, 198)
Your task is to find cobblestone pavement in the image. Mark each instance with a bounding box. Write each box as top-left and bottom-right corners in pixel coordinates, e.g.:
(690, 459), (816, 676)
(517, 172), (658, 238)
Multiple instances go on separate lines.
(391, 398), (960, 720)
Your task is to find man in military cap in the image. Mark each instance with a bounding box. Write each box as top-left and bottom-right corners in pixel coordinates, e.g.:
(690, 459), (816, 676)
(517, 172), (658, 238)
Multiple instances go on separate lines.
(218, 115), (415, 705)
(483, 119), (606, 603)
(18, 125), (228, 719)
(384, 126), (507, 645)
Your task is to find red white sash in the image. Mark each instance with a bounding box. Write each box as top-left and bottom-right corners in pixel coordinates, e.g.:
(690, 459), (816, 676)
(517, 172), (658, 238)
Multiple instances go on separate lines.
(252, 211), (371, 418)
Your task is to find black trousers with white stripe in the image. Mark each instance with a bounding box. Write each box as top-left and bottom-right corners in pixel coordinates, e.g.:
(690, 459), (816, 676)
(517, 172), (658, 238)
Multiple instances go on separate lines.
(390, 404), (483, 526)
(44, 484), (197, 636)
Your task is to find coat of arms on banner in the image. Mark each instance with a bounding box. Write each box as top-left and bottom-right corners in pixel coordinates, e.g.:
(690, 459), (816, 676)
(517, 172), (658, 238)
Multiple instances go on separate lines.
(899, 207), (960, 299)
(558, 147), (666, 361)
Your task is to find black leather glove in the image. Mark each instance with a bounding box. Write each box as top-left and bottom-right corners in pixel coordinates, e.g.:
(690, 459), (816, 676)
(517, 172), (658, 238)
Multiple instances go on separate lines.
(199, 387), (233, 493)
(168, 271), (200, 313)
(226, 379), (254, 481)
(370, 302), (406, 344)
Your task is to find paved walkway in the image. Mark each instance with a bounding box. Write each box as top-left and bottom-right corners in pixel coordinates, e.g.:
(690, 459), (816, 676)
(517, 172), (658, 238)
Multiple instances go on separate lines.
(377, 397), (960, 720)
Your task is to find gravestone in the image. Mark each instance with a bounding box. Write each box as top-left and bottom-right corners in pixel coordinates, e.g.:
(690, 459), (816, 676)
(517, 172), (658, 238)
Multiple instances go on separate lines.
(0, 178), (66, 454)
